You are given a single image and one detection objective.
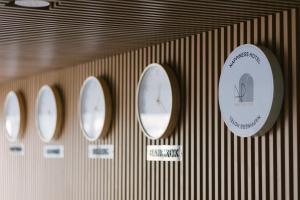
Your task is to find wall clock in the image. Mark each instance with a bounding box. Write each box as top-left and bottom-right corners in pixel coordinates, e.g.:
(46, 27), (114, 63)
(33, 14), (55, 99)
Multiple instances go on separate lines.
(219, 44), (283, 137)
(4, 91), (25, 142)
(36, 85), (62, 143)
(136, 63), (180, 140)
(79, 76), (112, 141)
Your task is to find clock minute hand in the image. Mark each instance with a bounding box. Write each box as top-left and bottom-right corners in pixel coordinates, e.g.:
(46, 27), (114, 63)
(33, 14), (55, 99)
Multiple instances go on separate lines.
(155, 82), (167, 111)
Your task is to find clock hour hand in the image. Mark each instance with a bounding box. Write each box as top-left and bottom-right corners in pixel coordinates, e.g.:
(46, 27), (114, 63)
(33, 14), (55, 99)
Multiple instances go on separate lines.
(156, 98), (167, 112)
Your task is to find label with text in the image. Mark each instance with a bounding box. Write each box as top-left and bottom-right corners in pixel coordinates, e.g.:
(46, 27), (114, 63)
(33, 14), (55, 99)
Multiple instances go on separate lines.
(88, 145), (114, 159)
(9, 144), (24, 156)
(147, 145), (182, 161)
(43, 145), (64, 158)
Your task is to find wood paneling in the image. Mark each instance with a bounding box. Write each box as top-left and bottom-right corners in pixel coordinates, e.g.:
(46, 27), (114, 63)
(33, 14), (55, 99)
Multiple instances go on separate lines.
(1, 0), (300, 80)
(0, 8), (299, 200)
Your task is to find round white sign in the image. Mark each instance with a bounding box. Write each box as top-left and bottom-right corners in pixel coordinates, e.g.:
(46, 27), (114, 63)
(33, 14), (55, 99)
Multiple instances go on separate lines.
(219, 44), (283, 137)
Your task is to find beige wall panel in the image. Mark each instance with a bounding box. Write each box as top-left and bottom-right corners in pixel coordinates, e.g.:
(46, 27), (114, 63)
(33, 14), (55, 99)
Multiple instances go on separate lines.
(0, 9), (299, 200)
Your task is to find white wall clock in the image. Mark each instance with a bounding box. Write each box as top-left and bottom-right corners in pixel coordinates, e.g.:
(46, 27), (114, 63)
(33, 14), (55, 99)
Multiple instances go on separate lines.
(36, 85), (62, 143)
(4, 91), (25, 142)
(136, 63), (180, 140)
(79, 76), (112, 141)
(219, 44), (284, 137)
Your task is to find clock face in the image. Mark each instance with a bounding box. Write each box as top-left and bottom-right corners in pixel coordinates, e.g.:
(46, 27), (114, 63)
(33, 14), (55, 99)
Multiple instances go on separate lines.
(36, 85), (61, 142)
(79, 76), (112, 141)
(137, 63), (180, 139)
(4, 91), (24, 142)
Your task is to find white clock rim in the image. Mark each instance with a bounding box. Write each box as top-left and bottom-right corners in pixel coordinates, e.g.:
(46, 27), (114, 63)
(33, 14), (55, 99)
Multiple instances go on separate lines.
(35, 85), (62, 143)
(218, 44), (283, 137)
(136, 63), (180, 140)
(79, 76), (112, 141)
(4, 91), (25, 142)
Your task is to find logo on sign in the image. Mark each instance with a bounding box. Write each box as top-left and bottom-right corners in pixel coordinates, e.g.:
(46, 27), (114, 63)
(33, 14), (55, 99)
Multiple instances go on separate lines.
(235, 73), (254, 104)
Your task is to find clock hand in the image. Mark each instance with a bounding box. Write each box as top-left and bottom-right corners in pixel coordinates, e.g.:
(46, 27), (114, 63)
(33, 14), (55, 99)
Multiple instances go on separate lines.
(155, 82), (167, 112)
(157, 83), (162, 100)
(156, 98), (168, 112)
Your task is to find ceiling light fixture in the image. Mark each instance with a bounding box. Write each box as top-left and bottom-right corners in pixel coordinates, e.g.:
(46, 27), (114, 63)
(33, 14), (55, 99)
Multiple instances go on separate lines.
(14, 0), (49, 8)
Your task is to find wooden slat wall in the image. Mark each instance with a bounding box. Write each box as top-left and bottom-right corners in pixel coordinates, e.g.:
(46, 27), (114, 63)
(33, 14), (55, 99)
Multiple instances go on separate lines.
(0, 8), (299, 200)
(2, 0), (300, 81)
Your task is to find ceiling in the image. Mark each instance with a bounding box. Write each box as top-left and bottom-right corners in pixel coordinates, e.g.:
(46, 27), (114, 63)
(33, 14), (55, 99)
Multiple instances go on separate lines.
(0, 0), (299, 81)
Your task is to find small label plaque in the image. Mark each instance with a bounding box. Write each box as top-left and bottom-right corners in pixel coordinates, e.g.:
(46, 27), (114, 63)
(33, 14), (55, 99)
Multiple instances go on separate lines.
(147, 145), (183, 161)
(88, 145), (114, 159)
(43, 145), (64, 158)
(9, 144), (24, 156)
